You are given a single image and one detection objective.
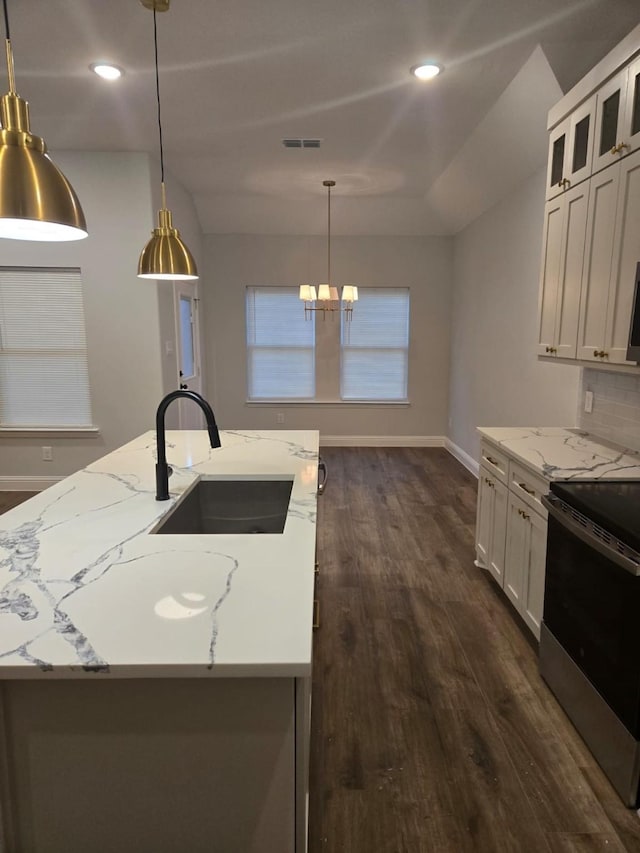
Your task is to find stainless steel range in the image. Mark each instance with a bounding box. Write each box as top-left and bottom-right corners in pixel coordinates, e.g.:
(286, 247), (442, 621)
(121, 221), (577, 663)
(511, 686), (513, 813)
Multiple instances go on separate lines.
(540, 479), (640, 807)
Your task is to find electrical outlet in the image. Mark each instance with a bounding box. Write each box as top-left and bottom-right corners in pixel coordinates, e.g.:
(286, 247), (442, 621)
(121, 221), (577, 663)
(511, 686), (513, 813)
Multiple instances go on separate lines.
(276, 412), (285, 425)
(42, 446), (53, 461)
(584, 390), (594, 413)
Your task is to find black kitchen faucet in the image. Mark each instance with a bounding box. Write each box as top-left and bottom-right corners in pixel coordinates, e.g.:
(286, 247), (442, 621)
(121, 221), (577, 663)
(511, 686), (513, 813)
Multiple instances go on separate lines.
(155, 390), (221, 500)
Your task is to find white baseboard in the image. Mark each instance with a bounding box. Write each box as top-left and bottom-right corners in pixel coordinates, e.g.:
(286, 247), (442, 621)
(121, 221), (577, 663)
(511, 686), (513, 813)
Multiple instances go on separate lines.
(320, 435), (447, 447)
(445, 438), (479, 477)
(0, 476), (65, 491)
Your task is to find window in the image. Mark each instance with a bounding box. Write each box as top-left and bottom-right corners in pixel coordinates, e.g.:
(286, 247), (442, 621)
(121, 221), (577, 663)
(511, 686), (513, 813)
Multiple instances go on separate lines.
(341, 288), (410, 400)
(0, 267), (93, 428)
(246, 287), (315, 399)
(245, 286), (410, 402)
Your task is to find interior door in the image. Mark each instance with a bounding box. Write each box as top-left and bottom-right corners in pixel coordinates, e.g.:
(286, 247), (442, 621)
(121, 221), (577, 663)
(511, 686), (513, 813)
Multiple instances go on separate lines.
(174, 280), (204, 428)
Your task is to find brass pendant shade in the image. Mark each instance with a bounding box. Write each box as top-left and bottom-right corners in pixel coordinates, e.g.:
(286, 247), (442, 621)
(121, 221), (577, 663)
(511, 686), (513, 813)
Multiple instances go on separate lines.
(138, 203), (197, 280)
(137, 0), (198, 280)
(0, 37), (87, 241)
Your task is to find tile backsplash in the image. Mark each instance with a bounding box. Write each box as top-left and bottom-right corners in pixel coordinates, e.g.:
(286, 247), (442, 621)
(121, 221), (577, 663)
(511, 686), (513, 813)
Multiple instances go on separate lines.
(578, 369), (640, 452)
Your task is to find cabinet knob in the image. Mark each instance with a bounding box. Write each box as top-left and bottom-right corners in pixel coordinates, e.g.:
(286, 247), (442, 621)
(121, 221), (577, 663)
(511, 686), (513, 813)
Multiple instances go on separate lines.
(545, 345), (557, 354)
(593, 349), (608, 359)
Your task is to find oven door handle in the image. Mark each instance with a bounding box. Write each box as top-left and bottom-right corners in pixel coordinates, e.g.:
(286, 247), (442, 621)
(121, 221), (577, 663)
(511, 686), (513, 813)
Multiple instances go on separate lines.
(317, 458), (327, 495)
(542, 494), (640, 576)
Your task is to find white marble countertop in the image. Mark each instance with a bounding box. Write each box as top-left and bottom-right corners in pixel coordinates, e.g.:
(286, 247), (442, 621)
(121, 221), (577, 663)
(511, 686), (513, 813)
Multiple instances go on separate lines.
(0, 430), (319, 679)
(478, 426), (640, 480)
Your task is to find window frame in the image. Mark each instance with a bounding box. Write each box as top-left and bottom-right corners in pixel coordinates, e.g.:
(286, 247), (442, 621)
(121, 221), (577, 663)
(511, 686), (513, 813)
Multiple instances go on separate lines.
(0, 265), (97, 436)
(340, 287), (410, 403)
(245, 286), (316, 401)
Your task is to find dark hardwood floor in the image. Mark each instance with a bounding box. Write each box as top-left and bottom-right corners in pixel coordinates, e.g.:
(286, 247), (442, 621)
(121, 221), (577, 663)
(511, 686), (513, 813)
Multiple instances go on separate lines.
(0, 492), (37, 513)
(309, 447), (640, 853)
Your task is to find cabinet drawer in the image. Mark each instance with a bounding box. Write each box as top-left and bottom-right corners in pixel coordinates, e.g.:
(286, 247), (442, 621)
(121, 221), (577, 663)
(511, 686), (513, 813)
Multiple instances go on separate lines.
(480, 441), (509, 484)
(509, 461), (549, 517)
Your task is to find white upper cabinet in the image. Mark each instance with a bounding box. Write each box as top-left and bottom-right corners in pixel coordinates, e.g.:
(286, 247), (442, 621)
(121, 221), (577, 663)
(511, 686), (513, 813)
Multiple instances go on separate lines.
(577, 165), (620, 361)
(537, 181), (589, 359)
(605, 148), (640, 364)
(546, 95), (596, 201)
(540, 27), (640, 370)
(577, 147), (640, 365)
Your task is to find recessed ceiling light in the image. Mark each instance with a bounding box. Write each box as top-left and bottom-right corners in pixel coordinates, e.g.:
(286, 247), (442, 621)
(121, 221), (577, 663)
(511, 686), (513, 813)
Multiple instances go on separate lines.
(410, 62), (443, 80)
(90, 63), (124, 81)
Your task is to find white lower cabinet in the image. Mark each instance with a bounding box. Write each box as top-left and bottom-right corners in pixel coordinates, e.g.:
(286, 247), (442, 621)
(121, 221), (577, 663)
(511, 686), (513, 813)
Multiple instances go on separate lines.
(476, 442), (549, 641)
(504, 492), (548, 640)
(475, 465), (507, 586)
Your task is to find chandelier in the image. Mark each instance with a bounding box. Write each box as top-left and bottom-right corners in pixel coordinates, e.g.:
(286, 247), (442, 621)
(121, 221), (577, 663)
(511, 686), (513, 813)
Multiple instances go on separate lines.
(299, 180), (357, 320)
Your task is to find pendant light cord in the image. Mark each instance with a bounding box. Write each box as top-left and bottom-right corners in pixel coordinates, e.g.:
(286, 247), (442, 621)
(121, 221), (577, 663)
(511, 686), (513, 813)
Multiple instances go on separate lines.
(152, 7), (166, 195)
(327, 182), (331, 286)
(2, 0), (16, 94)
(2, 0), (10, 42)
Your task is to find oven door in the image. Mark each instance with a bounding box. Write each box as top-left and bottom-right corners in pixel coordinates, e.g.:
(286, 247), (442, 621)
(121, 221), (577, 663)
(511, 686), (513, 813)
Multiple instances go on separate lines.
(542, 495), (640, 737)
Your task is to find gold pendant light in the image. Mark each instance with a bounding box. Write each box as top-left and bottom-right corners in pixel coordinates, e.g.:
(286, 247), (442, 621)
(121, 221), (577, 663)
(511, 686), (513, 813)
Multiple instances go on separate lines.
(0, 0), (87, 241)
(137, 0), (197, 281)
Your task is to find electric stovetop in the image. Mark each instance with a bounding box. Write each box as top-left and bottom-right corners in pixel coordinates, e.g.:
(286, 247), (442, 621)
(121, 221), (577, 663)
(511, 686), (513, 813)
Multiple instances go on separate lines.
(550, 479), (640, 554)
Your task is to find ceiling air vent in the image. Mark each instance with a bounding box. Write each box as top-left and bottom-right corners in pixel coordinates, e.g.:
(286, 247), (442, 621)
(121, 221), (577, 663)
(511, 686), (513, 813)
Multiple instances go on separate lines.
(282, 138), (322, 149)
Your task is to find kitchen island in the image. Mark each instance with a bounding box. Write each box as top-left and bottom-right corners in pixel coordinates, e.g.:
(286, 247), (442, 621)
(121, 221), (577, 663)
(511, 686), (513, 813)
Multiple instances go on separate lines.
(0, 429), (319, 853)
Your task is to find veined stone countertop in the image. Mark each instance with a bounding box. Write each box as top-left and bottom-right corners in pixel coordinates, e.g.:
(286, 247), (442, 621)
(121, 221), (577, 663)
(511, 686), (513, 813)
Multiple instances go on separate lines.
(478, 426), (640, 480)
(0, 430), (319, 679)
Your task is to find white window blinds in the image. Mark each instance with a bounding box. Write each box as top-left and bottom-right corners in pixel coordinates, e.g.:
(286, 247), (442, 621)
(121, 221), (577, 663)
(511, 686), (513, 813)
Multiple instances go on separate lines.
(0, 267), (93, 427)
(341, 288), (410, 401)
(246, 287), (315, 399)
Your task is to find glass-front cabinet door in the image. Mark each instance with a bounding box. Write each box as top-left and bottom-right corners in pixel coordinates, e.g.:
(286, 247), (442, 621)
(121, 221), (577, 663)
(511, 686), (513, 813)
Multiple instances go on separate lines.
(622, 55), (640, 157)
(568, 95), (596, 189)
(593, 67), (629, 174)
(546, 117), (569, 200)
(545, 95), (595, 201)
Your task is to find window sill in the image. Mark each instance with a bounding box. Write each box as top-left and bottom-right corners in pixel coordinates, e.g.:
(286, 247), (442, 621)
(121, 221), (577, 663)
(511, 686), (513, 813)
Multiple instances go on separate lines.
(245, 399), (410, 407)
(0, 427), (101, 439)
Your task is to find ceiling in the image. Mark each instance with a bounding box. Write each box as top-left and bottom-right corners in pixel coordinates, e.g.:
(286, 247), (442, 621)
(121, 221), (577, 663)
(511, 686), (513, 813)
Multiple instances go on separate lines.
(6, 0), (640, 235)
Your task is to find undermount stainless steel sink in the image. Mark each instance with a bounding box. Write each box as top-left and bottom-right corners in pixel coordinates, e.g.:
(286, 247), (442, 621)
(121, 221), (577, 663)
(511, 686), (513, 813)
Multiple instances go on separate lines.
(153, 478), (294, 535)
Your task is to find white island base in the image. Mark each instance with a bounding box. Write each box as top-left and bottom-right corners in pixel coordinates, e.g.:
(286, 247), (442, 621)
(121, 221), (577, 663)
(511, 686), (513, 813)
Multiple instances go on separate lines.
(1, 675), (311, 853)
(0, 430), (319, 853)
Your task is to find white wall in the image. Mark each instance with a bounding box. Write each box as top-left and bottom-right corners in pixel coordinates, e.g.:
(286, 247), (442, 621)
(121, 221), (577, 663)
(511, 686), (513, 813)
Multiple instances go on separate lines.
(202, 234), (453, 439)
(448, 167), (581, 463)
(0, 152), (166, 480)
